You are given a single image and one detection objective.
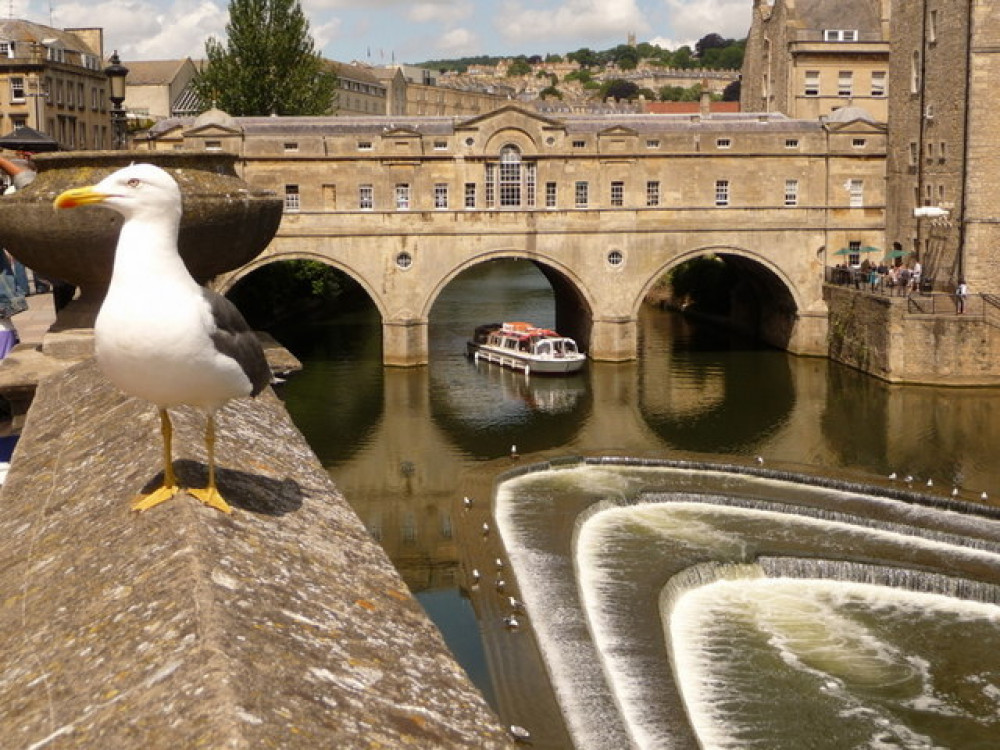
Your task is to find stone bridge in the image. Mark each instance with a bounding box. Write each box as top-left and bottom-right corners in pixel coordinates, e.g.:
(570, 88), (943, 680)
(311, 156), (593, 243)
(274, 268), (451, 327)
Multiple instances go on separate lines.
(217, 205), (857, 366)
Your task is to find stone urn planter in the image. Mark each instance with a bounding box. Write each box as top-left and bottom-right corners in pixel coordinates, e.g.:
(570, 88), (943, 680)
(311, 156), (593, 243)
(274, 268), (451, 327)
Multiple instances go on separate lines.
(0, 150), (282, 333)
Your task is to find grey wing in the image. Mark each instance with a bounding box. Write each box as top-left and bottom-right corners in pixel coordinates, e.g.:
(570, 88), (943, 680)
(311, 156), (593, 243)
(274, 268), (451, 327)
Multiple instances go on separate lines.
(202, 288), (272, 397)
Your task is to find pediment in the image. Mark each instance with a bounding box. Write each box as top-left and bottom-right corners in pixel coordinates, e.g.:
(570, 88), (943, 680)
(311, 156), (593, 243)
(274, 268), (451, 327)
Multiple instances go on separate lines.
(598, 125), (639, 137)
(185, 122), (241, 137)
(381, 125), (422, 138)
(455, 104), (565, 132)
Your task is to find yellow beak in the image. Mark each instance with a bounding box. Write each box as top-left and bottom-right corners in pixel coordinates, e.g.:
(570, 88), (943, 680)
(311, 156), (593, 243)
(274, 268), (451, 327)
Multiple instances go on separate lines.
(53, 185), (110, 209)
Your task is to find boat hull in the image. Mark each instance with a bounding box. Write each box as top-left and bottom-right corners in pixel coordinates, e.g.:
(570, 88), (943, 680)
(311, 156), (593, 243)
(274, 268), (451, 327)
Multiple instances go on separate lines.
(467, 341), (586, 375)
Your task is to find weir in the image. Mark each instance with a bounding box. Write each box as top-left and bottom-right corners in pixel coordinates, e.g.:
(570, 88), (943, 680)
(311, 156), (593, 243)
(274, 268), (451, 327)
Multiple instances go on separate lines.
(494, 457), (1000, 749)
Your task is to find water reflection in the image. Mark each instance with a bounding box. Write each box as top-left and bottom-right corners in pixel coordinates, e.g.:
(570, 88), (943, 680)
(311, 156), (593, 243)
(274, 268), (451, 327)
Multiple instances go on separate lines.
(273, 260), (1000, 747)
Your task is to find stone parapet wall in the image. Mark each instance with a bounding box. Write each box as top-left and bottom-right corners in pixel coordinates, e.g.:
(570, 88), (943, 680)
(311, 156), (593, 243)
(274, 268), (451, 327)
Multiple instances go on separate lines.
(824, 285), (1000, 385)
(0, 359), (513, 748)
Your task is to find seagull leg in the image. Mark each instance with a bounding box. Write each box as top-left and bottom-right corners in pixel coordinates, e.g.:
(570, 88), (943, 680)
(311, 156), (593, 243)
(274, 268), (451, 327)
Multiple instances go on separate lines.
(132, 409), (181, 512)
(188, 414), (233, 514)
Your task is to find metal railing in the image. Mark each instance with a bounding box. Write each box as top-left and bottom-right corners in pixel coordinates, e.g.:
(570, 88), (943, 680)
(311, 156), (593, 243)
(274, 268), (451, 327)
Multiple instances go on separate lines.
(824, 266), (932, 298)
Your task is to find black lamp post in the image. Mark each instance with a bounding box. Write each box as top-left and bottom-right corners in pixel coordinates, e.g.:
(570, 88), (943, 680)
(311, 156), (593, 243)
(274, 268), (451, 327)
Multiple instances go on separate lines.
(105, 50), (129, 150)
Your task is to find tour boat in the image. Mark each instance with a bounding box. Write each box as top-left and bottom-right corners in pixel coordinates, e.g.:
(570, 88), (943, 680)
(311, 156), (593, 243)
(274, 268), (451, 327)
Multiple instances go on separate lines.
(467, 322), (586, 375)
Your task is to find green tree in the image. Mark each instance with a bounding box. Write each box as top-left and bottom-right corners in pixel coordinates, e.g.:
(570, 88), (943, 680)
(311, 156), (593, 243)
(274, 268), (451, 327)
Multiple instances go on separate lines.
(193, 0), (336, 116)
(506, 57), (532, 76)
(600, 79), (640, 101)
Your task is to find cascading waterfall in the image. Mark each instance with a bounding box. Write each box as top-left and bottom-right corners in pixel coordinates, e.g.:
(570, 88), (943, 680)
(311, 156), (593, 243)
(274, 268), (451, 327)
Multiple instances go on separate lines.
(494, 457), (1000, 750)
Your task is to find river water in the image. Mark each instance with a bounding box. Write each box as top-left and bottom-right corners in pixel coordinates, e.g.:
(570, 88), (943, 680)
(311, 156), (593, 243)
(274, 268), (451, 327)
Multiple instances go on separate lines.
(272, 260), (1000, 748)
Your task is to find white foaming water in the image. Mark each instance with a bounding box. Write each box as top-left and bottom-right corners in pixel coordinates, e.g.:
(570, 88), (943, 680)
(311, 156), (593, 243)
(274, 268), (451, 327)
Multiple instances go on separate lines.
(669, 579), (1000, 749)
(576, 500), (1000, 749)
(496, 463), (1000, 750)
(495, 466), (642, 749)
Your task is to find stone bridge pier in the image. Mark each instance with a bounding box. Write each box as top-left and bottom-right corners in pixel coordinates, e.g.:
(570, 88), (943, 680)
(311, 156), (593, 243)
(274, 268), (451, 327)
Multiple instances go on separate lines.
(218, 208), (834, 367)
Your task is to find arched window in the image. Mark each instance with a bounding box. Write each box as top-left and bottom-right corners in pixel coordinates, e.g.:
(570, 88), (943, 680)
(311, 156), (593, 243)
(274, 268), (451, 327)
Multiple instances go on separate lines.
(484, 144), (536, 209)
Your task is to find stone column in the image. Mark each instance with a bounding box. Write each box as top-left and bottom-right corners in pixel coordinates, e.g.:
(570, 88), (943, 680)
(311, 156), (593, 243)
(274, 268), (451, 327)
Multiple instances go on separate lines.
(588, 317), (638, 362)
(383, 317), (429, 367)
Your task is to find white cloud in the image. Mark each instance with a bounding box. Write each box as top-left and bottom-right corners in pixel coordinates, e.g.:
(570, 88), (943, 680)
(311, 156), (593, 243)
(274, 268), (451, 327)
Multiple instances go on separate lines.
(435, 27), (479, 55)
(409, 0), (474, 24)
(664, 0), (753, 42)
(50, 0), (227, 59)
(497, 0), (649, 46)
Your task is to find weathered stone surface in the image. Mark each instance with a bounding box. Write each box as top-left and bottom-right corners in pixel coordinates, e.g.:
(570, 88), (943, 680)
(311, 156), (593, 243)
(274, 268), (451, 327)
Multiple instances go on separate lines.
(0, 359), (512, 749)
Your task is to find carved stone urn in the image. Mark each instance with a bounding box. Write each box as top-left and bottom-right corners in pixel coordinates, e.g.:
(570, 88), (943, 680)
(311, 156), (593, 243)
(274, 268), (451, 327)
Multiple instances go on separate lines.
(0, 150), (282, 338)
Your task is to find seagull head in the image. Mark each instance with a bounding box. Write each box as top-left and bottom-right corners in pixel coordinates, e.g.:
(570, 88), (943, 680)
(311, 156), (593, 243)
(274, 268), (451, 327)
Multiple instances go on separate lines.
(53, 163), (182, 222)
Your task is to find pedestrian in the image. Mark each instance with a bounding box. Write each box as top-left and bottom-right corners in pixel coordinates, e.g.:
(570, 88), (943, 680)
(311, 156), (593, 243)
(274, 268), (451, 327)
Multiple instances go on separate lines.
(0, 250), (26, 358)
(956, 279), (968, 314)
(0, 154), (77, 313)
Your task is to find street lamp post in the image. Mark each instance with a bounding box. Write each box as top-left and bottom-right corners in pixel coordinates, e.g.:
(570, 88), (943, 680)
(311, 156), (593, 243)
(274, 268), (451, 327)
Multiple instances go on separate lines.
(104, 50), (129, 150)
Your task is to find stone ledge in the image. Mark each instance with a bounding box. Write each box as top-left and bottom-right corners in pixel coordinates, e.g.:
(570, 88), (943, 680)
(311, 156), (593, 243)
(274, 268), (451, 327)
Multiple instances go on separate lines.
(0, 358), (512, 749)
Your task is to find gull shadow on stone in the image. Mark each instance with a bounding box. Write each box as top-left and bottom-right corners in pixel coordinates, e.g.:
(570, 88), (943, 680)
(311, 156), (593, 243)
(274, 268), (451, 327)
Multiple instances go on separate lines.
(139, 459), (305, 516)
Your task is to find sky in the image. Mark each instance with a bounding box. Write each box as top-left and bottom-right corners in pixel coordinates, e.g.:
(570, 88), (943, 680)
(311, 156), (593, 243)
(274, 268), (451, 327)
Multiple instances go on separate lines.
(11, 0), (752, 64)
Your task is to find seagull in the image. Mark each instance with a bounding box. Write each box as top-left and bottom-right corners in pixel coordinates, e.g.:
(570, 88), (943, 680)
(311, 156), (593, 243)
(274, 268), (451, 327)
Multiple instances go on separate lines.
(462, 495), (472, 509)
(502, 615), (520, 630)
(53, 164), (271, 514)
(926, 478), (934, 487)
(888, 472), (897, 480)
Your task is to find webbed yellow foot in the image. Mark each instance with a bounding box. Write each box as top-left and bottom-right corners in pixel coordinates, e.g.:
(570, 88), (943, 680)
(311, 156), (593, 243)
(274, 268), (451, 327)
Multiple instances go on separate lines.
(188, 487), (233, 514)
(131, 484), (181, 512)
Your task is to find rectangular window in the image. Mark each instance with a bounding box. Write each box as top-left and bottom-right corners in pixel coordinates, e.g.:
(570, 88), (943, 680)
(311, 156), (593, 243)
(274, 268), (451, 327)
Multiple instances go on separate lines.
(838, 71), (853, 97)
(284, 184), (300, 212)
(357, 140), (373, 151)
(824, 29), (858, 42)
(909, 142), (918, 166)
(434, 183), (448, 210)
(715, 179), (730, 207)
(849, 179), (864, 208)
(785, 138), (800, 149)
(646, 180), (660, 207)
(572, 140), (586, 148)
(464, 182), (476, 209)
(871, 71), (886, 97)
(283, 142), (298, 152)
(0, 42), (13, 58)
(716, 138), (732, 149)
(525, 162), (537, 208)
(852, 138), (867, 148)
(204, 140), (222, 151)
(575, 181), (589, 208)
(9, 76), (24, 102)
(929, 10), (938, 43)
(646, 139), (660, 149)
(784, 179), (799, 206)
(848, 240), (861, 266)
(395, 183), (410, 210)
(359, 184), (373, 210)
(545, 181), (557, 208)
(610, 181), (624, 207)
(804, 71), (820, 97)
(433, 140), (447, 150)
(939, 141), (947, 162)
(485, 163), (495, 208)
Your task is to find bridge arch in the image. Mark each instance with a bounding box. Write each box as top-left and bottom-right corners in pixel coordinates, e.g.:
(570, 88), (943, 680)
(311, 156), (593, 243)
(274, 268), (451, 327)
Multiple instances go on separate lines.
(422, 249), (596, 349)
(215, 250), (392, 323)
(635, 243), (810, 350)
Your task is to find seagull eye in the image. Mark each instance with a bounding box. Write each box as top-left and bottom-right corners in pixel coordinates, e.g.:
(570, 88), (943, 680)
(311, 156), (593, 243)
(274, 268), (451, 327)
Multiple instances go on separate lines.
(127, 178), (141, 188)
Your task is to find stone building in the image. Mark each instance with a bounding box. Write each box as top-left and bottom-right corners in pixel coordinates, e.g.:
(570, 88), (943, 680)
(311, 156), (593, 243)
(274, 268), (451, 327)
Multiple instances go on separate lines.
(884, 0), (999, 293)
(329, 61), (389, 116)
(0, 19), (111, 149)
(742, 0), (891, 121)
(122, 58), (200, 121)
